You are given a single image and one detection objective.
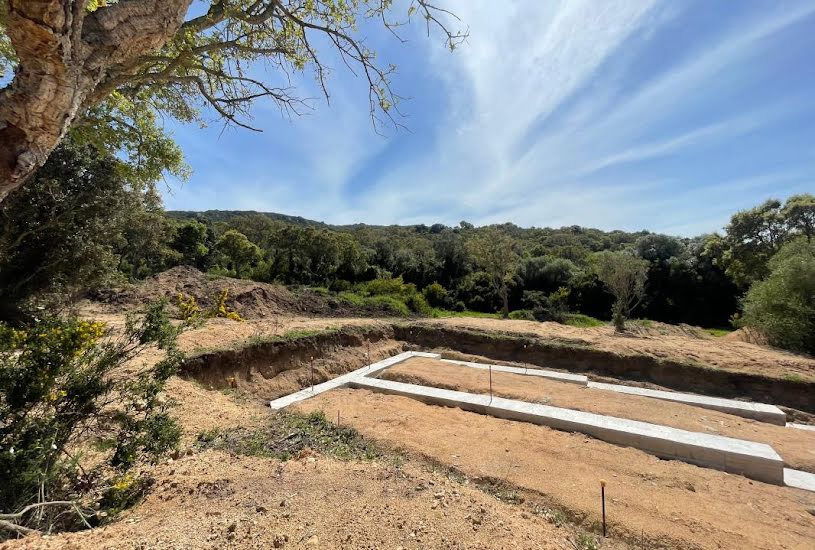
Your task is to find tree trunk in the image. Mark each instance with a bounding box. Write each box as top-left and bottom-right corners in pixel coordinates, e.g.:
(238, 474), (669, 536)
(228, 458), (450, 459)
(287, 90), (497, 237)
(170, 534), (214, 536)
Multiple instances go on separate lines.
(0, 0), (193, 202)
(500, 284), (509, 319)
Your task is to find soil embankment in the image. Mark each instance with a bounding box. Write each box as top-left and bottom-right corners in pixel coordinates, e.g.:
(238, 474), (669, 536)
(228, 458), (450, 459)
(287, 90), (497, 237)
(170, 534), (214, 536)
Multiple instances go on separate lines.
(180, 325), (405, 400)
(396, 324), (815, 413)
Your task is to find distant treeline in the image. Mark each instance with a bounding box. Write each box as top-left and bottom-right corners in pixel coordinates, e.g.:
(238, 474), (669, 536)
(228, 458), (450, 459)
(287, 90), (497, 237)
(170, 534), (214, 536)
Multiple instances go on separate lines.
(1, 141), (813, 350)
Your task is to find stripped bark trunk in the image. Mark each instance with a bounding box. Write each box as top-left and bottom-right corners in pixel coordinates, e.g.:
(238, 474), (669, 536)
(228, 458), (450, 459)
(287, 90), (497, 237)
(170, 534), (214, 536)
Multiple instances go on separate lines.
(0, 0), (193, 202)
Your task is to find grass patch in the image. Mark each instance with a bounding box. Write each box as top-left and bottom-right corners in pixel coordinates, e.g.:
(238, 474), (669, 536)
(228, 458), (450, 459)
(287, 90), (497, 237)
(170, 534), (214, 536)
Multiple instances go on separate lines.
(704, 327), (733, 337)
(195, 410), (382, 461)
(431, 309), (501, 319)
(563, 313), (605, 328)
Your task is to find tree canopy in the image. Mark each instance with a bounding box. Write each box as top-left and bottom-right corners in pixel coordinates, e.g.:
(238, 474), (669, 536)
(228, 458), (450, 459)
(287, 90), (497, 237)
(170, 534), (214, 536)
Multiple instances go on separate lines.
(0, 1), (465, 202)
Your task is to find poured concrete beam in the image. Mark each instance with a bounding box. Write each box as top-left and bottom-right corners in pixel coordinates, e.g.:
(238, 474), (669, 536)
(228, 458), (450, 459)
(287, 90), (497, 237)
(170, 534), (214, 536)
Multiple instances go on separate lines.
(268, 351), (439, 410)
(784, 468), (815, 492)
(588, 381), (786, 425)
(787, 423), (815, 432)
(349, 377), (785, 485)
(440, 359), (588, 385)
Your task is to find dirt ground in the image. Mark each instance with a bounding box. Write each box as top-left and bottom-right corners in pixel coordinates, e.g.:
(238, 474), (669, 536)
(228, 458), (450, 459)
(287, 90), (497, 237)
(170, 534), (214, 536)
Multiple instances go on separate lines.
(423, 317), (815, 380)
(381, 357), (815, 472)
(296, 389), (815, 550)
(2, 450), (619, 550)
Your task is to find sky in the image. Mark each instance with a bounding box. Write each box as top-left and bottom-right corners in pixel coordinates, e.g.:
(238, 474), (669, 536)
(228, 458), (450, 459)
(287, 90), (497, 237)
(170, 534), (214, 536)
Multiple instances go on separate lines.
(161, 0), (815, 236)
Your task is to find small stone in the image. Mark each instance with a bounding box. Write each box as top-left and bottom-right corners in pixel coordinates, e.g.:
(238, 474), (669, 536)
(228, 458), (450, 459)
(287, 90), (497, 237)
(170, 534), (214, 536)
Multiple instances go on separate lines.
(306, 535), (319, 546)
(227, 521), (238, 533)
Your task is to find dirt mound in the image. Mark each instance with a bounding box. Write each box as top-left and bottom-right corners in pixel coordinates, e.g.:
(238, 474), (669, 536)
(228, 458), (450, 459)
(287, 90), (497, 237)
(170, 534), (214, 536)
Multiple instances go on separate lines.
(91, 266), (391, 319)
(722, 327), (770, 346)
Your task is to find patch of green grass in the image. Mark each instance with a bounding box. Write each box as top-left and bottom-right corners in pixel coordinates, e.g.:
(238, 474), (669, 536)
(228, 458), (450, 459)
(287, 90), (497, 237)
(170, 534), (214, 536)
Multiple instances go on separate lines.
(563, 313), (605, 328)
(783, 373), (809, 384)
(431, 309), (501, 319)
(196, 410), (382, 461)
(632, 318), (654, 328)
(704, 327), (733, 337)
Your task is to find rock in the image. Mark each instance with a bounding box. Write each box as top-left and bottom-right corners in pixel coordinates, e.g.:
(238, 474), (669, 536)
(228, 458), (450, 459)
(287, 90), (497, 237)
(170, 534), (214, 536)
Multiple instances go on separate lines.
(272, 533), (288, 547)
(306, 535), (319, 546)
(227, 521), (238, 533)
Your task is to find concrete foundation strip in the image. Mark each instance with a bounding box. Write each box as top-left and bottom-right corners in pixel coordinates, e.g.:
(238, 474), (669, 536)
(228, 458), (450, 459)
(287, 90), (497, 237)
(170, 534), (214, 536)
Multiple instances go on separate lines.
(269, 351), (812, 491)
(348, 376), (785, 485)
(439, 358), (588, 385)
(435, 358), (785, 426)
(268, 351), (436, 410)
(586, 382), (787, 425)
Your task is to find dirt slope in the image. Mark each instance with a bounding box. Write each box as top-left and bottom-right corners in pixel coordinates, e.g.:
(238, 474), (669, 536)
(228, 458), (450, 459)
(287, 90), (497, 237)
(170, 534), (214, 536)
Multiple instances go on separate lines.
(423, 317), (815, 380)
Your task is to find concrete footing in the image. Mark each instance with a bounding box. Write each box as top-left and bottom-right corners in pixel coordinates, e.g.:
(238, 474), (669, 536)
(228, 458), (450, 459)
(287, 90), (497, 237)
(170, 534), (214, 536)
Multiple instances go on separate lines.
(784, 468), (815, 492)
(440, 359), (588, 385)
(588, 382), (786, 425)
(267, 350), (815, 490)
(268, 351), (436, 410)
(787, 422), (815, 432)
(349, 377), (785, 485)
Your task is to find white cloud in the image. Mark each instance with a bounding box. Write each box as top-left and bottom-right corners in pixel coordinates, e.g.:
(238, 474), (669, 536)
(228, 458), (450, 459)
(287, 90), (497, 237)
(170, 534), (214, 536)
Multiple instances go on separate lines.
(342, 0), (815, 234)
(170, 0), (815, 236)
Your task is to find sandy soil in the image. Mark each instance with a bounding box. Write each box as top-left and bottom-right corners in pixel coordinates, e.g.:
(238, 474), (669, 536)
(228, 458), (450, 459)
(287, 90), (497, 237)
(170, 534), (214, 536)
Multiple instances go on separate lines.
(2, 450), (618, 550)
(381, 358), (815, 472)
(296, 389), (815, 549)
(423, 317), (815, 380)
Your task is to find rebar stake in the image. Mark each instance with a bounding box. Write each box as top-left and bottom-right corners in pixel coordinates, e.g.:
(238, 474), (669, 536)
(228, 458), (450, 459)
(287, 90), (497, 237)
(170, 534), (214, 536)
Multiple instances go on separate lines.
(489, 364), (493, 404)
(600, 479), (607, 537)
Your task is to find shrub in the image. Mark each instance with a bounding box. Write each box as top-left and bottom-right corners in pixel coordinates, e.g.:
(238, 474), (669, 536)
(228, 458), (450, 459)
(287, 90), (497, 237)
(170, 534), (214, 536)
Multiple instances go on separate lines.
(739, 237), (815, 353)
(523, 287), (571, 323)
(422, 282), (448, 307)
(329, 279), (352, 292)
(563, 313), (605, 328)
(363, 276), (415, 298)
(508, 309), (535, 321)
(209, 289), (244, 321)
(406, 293), (432, 315)
(453, 300), (467, 312)
(368, 296), (410, 316)
(0, 303), (184, 535)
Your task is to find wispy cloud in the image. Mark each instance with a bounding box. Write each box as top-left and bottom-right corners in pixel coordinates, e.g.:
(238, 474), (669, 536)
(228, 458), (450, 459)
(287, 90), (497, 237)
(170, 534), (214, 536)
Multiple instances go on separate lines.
(166, 0), (815, 236)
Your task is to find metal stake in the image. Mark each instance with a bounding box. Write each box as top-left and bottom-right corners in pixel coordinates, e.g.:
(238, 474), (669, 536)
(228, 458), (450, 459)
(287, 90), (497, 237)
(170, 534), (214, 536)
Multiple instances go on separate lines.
(601, 480), (607, 537)
(489, 364), (493, 404)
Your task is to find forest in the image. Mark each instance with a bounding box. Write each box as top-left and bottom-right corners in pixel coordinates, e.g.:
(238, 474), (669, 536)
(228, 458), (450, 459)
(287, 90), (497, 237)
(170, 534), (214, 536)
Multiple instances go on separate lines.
(1, 140), (812, 352)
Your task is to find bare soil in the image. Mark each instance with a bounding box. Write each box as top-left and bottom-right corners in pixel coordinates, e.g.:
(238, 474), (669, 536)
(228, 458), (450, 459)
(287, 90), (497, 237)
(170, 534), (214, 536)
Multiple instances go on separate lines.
(423, 317), (815, 381)
(2, 451), (617, 550)
(296, 389), (815, 550)
(381, 357), (815, 472)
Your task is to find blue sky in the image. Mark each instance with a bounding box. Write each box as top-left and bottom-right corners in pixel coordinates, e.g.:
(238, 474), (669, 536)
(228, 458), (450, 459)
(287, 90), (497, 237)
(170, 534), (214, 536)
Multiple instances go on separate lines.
(162, 0), (815, 236)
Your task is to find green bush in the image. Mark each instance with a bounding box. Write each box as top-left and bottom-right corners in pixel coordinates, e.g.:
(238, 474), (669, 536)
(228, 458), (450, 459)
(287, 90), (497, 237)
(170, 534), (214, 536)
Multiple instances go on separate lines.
(406, 293), (432, 315)
(422, 282), (448, 307)
(368, 295), (411, 316)
(739, 237), (815, 353)
(508, 309), (536, 321)
(363, 276), (416, 298)
(563, 313), (605, 328)
(523, 287), (571, 323)
(0, 303), (184, 535)
(337, 291), (365, 307)
(329, 279), (352, 292)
